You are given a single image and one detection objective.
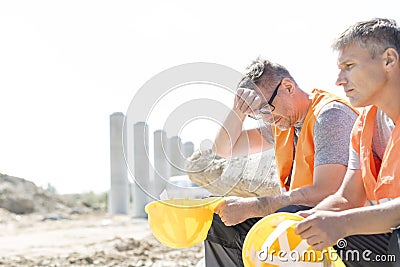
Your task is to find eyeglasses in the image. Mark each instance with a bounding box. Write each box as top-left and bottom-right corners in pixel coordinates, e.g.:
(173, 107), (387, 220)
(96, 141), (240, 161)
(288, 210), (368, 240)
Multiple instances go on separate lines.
(248, 79), (282, 120)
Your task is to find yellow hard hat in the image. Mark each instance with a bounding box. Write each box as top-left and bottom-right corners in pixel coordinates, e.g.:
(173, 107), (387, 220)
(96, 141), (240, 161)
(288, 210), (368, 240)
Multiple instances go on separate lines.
(242, 212), (346, 267)
(145, 197), (224, 248)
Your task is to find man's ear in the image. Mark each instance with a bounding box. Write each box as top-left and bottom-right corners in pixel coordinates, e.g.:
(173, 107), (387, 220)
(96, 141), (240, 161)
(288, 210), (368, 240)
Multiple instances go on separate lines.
(383, 48), (399, 71)
(281, 77), (295, 94)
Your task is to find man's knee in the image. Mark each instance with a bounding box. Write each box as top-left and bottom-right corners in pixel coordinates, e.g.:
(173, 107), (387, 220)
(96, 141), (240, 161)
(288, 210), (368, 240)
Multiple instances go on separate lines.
(206, 214), (237, 247)
(207, 214), (261, 247)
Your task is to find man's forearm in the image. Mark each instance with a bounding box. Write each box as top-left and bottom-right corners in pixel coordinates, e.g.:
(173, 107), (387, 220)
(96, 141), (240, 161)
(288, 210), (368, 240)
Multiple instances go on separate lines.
(253, 185), (345, 217)
(341, 198), (400, 236)
(286, 186), (335, 207)
(253, 187), (315, 217)
(311, 193), (356, 212)
(214, 108), (246, 157)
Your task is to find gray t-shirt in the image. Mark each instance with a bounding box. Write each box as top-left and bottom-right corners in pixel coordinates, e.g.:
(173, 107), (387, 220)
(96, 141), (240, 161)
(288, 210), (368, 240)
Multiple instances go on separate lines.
(259, 101), (358, 167)
(348, 108), (395, 170)
(313, 101), (359, 167)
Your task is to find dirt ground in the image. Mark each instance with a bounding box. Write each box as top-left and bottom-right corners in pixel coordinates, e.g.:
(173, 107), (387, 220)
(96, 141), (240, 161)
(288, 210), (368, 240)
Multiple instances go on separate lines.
(0, 210), (204, 267)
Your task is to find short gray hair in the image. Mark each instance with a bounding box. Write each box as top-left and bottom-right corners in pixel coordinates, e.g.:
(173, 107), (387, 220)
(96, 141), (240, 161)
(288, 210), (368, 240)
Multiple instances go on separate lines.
(333, 18), (400, 58)
(238, 57), (294, 91)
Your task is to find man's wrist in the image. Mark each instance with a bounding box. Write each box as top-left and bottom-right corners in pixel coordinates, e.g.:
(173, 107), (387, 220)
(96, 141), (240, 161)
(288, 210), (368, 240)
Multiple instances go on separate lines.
(232, 107), (247, 121)
(254, 196), (275, 217)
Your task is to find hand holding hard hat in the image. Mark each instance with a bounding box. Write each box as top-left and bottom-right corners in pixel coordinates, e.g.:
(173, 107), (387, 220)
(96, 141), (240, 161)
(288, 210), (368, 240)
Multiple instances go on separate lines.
(242, 212), (346, 267)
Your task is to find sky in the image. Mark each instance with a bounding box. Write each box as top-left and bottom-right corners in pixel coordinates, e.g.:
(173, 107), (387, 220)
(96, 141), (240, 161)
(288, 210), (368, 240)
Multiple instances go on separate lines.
(0, 0), (399, 194)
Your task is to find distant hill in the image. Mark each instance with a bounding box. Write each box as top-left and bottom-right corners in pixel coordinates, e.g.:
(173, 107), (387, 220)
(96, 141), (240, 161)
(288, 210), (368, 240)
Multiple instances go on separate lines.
(0, 173), (106, 214)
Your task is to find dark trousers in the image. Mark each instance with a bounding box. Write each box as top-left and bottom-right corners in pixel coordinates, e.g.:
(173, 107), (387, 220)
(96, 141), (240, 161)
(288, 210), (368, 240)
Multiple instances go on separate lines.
(388, 226), (400, 267)
(205, 214), (260, 267)
(204, 205), (399, 267)
(333, 233), (395, 267)
(204, 205), (311, 267)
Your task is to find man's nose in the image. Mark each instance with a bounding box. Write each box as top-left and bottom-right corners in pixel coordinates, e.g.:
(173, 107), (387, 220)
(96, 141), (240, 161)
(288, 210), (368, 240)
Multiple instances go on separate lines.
(335, 71), (347, 87)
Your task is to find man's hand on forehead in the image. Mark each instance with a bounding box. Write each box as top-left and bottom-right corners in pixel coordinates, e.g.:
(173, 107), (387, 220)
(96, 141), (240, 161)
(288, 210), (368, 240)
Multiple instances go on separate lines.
(235, 87), (262, 115)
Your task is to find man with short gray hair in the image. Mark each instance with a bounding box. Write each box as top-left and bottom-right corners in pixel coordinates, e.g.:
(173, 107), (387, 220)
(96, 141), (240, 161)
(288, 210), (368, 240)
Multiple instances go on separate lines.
(205, 58), (359, 266)
(295, 18), (400, 267)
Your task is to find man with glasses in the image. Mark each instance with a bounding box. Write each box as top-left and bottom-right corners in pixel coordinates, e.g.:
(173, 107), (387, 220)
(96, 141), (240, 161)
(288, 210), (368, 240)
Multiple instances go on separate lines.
(204, 58), (359, 266)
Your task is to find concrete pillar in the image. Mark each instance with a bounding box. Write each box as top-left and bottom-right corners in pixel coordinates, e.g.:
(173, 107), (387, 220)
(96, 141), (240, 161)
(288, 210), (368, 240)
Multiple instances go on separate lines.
(153, 130), (169, 199)
(168, 136), (184, 176)
(108, 112), (129, 214)
(132, 122), (150, 218)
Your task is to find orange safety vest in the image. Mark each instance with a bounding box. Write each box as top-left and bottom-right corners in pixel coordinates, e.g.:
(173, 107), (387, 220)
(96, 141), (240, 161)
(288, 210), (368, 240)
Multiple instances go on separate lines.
(351, 105), (400, 202)
(274, 89), (358, 190)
